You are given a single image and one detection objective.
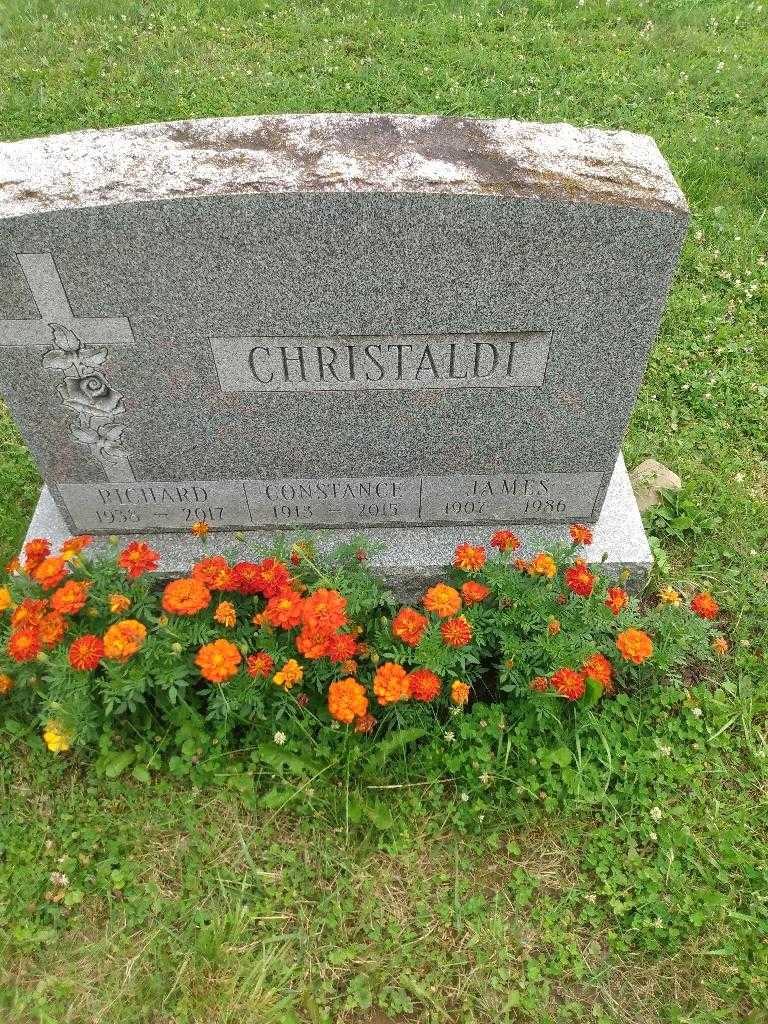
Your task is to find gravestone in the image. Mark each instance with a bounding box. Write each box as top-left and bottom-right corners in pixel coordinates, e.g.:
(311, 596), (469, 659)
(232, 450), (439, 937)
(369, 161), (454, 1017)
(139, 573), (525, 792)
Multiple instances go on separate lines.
(0, 114), (688, 592)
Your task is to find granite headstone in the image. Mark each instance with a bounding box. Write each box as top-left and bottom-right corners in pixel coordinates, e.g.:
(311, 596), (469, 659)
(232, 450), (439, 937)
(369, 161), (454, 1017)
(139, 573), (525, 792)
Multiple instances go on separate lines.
(0, 114), (688, 590)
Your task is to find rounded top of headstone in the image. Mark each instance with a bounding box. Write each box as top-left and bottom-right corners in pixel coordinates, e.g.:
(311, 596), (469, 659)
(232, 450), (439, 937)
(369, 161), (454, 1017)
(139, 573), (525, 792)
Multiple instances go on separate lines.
(0, 113), (687, 219)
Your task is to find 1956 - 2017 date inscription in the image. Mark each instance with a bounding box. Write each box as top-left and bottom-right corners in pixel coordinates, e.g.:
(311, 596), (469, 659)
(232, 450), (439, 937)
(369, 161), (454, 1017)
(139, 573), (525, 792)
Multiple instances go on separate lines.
(56, 472), (604, 533)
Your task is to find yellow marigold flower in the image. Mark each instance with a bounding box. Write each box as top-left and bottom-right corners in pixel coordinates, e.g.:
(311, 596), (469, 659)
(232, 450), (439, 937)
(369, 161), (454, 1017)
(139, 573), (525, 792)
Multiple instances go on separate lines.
(659, 587), (681, 606)
(42, 719), (72, 753)
(528, 553), (557, 579)
(0, 586), (12, 612)
(450, 680), (470, 705)
(109, 593), (132, 614)
(273, 658), (303, 689)
(213, 600), (237, 627)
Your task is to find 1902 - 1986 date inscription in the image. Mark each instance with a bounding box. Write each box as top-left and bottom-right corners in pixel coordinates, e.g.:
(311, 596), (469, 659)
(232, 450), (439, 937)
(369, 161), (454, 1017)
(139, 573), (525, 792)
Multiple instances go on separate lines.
(56, 471), (604, 534)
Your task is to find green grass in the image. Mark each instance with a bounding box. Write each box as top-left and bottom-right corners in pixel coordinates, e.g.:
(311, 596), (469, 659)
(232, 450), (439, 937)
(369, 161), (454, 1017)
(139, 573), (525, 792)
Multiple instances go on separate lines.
(1, 1), (767, 1021)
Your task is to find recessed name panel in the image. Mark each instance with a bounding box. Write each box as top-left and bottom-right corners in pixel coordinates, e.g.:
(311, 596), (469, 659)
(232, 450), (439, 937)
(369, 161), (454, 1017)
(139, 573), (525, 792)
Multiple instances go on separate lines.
(57, 470), (602, 533)
(210, 331), (551, 394)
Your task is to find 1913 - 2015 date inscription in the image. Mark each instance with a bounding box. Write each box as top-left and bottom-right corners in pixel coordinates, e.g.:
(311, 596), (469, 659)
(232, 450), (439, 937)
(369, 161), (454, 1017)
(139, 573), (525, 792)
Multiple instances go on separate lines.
(56, 471), (605, 534)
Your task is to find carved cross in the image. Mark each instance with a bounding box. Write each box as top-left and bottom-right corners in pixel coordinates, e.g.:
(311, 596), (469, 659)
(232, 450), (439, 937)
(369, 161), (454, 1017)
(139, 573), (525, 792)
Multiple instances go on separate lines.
(0, 252), (133, 348)
(1, 253), (136, 483)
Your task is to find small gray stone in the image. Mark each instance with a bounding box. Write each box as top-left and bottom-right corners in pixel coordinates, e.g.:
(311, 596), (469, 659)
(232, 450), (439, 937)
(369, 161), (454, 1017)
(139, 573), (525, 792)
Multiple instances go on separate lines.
(630, 458), (682, 512)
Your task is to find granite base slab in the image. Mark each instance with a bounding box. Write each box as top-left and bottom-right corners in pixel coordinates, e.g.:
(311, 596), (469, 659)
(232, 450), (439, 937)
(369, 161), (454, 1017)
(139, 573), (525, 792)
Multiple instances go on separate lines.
(23, 454), (651, 601)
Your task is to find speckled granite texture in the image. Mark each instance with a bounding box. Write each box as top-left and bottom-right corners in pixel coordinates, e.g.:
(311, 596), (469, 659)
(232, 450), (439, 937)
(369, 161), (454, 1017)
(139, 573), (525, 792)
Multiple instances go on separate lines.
(0, 114), (686, 544)
(25, 455), (652, 598)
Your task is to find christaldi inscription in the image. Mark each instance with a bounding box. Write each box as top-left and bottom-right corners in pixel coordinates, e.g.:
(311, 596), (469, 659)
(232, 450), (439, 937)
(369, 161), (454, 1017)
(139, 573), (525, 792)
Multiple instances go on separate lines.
(210, 331), (551, 394)
(57, 471), (602, 533)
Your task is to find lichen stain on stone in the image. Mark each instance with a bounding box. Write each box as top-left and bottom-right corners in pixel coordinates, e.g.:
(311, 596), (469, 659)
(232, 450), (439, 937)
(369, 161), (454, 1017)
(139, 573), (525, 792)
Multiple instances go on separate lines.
(0, 114), (688, 218)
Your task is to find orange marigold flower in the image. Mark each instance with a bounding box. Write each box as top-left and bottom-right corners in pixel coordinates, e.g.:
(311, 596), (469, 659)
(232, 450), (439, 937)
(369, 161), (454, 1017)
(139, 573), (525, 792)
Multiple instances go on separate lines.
(340, 658), (358, 675)
(373, 662), (409, 705)
(109, 593), (132, 614)
(461, 580), (490, 606)
(264, 590), (304, 629)
(246, 651), (274, 678)
(528, 553), (557, 579)
(328, 677), (368, 724)
(583, 652), (614, 693)
(392, 607), (428, 646)
(23, 538), (51, 571)
(196, 638), (242, 684)
(423, 583), (462, 618)
(118, 541), (159, 579)
(441, 615), (473, 647)
(103, 619), (147, 661)
(40, 611), (67, 650)
(659, 587), (681, 606)
(0, 673), (13, 695)
(162, 578), (211, 616)
(249, 557), (292, 598)
(8, 627), (41, 663)
(5, 557), (21, 575)
(551, 667), (586, 701)
(454, 544), (486, 571)
(302, 588), (348, 633)
(450, 680), (470, 705)
(407, 668), (441, 702)
(295, 628), (331, 660)
(60, 534), (93, 560)
(32, 556), (68, 591)
(213, 600), (237, 628)
(11, 598), (48, 631)
(712, 636), (729, 655)
(514, 558), (529, 572)
(616, 628), (653, 665)
(68, 634), (104, 671)
(252, 610), (267, 628)
(50, 580), (91, 616)
(569, 523), (593, 546)
(530, 676), (550, 692)
(491, 530), (521, 552)
(192, 555), (232, 591)
(327, 632), (358, 663)
(547, 618), (561, 636)
(191, 520), (209, 538)
(691, 592), (719, 620)
(273, 658), (304, 689)
(605, 587), (629, 615)
(0, 586), (12, 612)
(565, 559), (595, 598)
(354, 712), (377, 734)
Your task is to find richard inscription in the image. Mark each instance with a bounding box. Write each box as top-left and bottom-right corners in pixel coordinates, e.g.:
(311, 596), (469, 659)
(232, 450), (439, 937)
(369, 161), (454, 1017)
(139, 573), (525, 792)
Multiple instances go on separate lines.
(210, 331), (551, 394)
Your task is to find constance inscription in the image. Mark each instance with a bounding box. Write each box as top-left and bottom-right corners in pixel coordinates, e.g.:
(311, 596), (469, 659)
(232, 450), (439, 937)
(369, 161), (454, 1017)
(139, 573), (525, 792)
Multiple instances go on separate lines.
(210, 331), (551, 394)
(57, 471), (602, 533)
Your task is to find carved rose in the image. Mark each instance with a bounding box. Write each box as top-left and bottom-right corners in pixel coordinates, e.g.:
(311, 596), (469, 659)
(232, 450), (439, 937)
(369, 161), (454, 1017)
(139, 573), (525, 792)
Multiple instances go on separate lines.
(60, 373), (122, 414)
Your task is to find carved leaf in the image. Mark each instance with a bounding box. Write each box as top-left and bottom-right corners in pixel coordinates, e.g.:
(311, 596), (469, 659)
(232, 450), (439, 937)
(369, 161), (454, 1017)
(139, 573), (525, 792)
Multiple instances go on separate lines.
(42, 350), (74, 371)
(49, 323), (82, 354)
(71, 428), (99, 444)
(98, 424), (124, 441)
(80, 348), (108, 366)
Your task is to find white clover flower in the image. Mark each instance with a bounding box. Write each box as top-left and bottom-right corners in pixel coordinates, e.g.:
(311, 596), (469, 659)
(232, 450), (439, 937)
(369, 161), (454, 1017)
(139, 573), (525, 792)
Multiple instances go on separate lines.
(460, 792), (469, 802)
(649, 831), (658, 842)
(479, 773), (491, 786)
(49, 872), (69, 887)
(658, 744), (672, 757)
(650, 806), (663, 823)
(654, 918), (664, 929)
(585, 893), (597, 904)
(692, 707), (703, 718)
(444, 730), (455, 744)
(273, 731), (286, 746)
